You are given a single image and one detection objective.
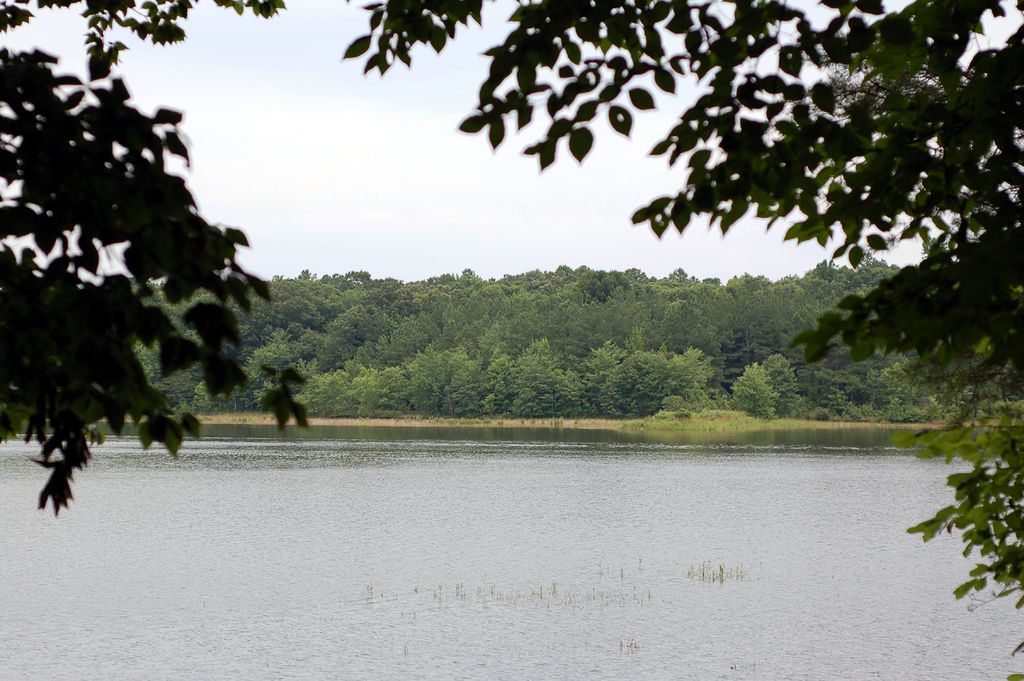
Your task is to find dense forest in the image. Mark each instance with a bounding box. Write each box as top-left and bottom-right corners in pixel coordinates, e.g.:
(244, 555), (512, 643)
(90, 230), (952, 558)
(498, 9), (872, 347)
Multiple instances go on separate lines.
(142, 258), (936, 422)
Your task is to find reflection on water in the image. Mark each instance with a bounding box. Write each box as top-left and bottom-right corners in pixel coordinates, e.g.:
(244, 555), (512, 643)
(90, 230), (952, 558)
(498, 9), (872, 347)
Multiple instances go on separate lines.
(194, 421), (910, 448)
(0, 429), (1016, 681)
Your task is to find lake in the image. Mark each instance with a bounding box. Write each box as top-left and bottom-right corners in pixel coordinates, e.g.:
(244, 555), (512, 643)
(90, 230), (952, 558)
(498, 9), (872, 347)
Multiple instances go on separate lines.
(0, 426), (1019, 680)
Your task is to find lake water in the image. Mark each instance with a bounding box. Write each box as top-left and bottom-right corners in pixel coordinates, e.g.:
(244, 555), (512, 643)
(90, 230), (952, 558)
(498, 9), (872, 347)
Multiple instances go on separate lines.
(1, 426), (1020, 680)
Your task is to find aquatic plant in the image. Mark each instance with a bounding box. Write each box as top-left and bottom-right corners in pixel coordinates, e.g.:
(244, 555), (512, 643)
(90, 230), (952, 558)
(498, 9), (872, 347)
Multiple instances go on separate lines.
(685, 562), (749, 583)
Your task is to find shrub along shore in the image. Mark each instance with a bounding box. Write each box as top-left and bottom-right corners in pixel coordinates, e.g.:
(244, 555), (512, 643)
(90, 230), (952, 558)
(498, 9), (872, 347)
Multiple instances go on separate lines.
(198, 410), (934, 433)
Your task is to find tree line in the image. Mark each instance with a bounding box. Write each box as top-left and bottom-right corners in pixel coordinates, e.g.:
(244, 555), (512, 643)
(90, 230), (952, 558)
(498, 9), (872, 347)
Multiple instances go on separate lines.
(141, 258), (933, 422)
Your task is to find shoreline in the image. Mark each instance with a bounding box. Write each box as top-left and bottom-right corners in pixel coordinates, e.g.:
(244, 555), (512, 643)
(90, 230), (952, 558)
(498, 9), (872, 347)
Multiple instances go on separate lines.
(197, 412), (935, 433)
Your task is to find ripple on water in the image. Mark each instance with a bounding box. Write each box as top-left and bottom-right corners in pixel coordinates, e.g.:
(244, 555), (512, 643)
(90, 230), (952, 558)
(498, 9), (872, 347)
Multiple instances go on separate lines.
(0, 430), (1017, 681)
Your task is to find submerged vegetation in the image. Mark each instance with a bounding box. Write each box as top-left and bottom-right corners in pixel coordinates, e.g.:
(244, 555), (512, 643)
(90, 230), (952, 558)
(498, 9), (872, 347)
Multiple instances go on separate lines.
(146, 260), (962, 425)
(685, 562), (750, 584)
(348, 557), (748, 617)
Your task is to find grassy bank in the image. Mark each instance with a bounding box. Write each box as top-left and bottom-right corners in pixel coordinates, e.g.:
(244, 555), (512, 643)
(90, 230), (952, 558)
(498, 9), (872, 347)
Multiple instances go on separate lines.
(621, 409), (933, 432)
(199, 411), (933, 433)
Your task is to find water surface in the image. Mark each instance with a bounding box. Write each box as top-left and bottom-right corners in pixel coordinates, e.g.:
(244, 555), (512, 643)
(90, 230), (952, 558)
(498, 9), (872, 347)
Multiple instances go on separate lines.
(0, 428), (1018, 680)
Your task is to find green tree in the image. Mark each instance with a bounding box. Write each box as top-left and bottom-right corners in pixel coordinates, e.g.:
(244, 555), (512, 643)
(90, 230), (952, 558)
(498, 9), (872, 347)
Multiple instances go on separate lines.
(190, 383), (242, 415)
(481, 353), (517, 415)
(447, 350), (485, 417)
(660, 395), (689, 416)
(576, 269), (629, 304)
(605, 351), (671, 416)
(245, 329), (304, 410)
(762, 354), (801, 417)
(406, 347), (483, 416)
(732, 364), (779, 420)
(510, 340), (562, 418)
(556, 369), (585, 417)
(869, 360), (931, 423)
(665, 348), (714, 412)
(624, 326), (647, 353)
(349, 366), (406, 416)
(582, 341), (626, 415)
(378, 367), (410, 414)
(300, 371), (356, 417)
(405, 349), (451, 415)
(318, 305), (390, 372)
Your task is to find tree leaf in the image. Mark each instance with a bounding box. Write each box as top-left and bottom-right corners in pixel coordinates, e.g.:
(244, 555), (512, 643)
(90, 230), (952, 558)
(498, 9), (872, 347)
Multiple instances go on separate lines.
(608, 105), (633, 136)
(628, 87), (656, 110)
(568, 127), (594, 162)
(344, 35), (372, 59)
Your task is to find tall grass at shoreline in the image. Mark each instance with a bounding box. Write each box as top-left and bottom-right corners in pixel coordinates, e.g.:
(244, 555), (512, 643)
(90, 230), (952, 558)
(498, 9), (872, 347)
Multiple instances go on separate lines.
(197, 410), (931, 433)
(621, 409), (932, 433)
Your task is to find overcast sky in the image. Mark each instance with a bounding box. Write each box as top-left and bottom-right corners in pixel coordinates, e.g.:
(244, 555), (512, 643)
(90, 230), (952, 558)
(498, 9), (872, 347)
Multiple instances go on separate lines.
(6, 2), (924, 282)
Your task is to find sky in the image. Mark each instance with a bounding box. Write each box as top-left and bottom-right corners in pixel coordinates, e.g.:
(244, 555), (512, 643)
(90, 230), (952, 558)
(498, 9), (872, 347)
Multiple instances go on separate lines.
(4, 2), (925, 282)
